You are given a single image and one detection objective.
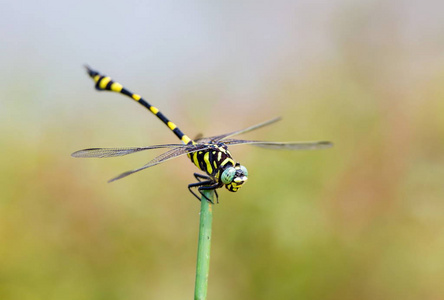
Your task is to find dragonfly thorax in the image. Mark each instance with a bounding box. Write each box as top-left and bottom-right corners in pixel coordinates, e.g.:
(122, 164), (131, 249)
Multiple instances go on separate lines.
(222, 163), (248, 192)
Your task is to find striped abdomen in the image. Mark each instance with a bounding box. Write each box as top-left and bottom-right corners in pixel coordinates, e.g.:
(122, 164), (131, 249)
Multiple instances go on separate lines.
(86, 66), (193, 145)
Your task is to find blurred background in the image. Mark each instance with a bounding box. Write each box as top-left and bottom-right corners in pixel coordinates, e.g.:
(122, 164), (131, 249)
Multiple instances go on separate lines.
(1, 0), (444, 299)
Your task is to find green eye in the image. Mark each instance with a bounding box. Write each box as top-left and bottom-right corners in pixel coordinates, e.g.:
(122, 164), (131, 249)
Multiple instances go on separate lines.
(221, 167), (236, 184)
(240, 165), (248, 177)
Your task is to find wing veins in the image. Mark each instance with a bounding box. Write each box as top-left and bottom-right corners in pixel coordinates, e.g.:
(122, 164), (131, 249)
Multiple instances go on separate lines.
(223, 139), (333, 150)
(195, 117), (282, 143)
(71, 144), (185, 158)
(108, 144), (209, 182)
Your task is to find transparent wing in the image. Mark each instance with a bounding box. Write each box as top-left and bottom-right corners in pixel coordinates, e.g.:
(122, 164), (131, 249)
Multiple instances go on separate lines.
(108, 144), (209, 182)
(71, 144), (184, 158)
(195, 117), (282, 143)
(223, 139), (333, 150)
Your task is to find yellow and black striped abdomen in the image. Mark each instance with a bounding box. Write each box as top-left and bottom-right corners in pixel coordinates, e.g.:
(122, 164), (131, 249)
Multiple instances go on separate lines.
(86, 67), (192, 145)
(189, 144), (235, 179)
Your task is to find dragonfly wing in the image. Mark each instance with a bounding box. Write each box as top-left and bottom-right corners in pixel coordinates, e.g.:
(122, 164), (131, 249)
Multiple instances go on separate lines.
(71, 144), (184, 158)
(195, 117), (282, 143)
(224, 139), (333, 150)
(108, 144), (209, 182)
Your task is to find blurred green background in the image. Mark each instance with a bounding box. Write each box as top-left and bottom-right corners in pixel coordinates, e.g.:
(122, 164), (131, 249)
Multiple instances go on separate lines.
(1, 1), (444, 299)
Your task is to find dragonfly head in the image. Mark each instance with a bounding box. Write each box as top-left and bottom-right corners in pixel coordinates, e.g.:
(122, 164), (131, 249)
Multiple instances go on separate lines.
(221, 163), (248, 192)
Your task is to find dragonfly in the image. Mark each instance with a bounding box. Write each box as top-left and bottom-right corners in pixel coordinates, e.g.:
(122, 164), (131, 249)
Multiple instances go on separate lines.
(72, 67), (333, 203)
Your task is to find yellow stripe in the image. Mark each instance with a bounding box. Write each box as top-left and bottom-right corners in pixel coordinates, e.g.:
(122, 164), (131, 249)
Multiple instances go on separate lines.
(110, 82), (123, 92)
(167, 122), (177, 130)
(217, 152), (222, 161)
(99, 77), (111, 89)
(132, 94), (141, 101)
(182, 136), (191, 144)
(204, 152), (213, 174)
(192, 153), (200, 168)
(221, 157), (234, 167)
(213, 158), (218, 170)
(150, 106), (159, 114)
(93, 75), (101, 83)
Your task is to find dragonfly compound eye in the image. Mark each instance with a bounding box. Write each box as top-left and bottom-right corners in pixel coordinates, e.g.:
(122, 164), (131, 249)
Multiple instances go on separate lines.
(221, 167), (236, 184)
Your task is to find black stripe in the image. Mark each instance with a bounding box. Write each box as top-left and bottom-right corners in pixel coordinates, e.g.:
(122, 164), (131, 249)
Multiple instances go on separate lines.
(86, 67), (99, 78)
(138, 99), (152, 110)
(155, 111), (170, 124)
(172, 127), (184, 138)
(120, 88), (133, 98)
(95, 76), (104, 91)
(105, 80), (113, 90)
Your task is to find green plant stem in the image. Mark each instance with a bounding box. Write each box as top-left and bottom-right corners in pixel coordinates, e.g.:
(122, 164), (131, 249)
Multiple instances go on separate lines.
(194, 190), (214, 300)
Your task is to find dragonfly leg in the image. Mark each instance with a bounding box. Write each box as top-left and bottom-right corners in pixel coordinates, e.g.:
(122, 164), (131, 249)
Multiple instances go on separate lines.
(194, 173), (211, 182)
(191, 173), (220, 203)
(188, 180), (214, 203)
(214, 189), (219, 204)
(198, 183), (221, 204)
